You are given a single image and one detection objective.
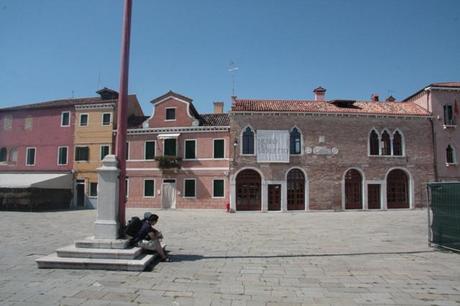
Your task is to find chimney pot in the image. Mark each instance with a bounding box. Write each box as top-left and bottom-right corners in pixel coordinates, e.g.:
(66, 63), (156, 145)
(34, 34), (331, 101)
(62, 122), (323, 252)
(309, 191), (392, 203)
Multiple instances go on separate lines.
(385, 95), (396, 102)
(371, 94), (379, 102)
(213, 101), (224, 114)
(313, 86), (326, 101)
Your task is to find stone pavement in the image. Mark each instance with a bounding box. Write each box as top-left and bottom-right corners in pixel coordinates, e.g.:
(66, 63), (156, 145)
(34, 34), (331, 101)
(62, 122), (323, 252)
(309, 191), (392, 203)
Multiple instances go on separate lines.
(0, 209), (459, 306)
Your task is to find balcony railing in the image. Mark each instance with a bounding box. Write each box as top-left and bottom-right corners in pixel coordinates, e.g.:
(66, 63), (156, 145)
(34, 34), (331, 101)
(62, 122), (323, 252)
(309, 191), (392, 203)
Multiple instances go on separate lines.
(155, 156), (182, 169)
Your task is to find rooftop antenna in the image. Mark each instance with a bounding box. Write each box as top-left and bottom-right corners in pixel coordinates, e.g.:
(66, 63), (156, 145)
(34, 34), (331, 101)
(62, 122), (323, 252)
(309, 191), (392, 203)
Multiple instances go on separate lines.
(97, 72), (102, 90)
(228, 60), (239, 96)
(71, 90), (74, 98)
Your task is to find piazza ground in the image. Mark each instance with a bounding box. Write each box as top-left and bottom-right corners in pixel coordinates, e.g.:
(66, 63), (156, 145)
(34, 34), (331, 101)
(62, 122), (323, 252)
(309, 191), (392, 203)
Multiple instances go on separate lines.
(0, 209), (459, 305)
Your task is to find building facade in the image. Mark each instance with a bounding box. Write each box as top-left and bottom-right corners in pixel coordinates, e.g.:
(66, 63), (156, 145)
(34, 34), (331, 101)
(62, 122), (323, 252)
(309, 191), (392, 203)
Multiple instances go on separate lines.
(125, 91), (230, 209)
(229, 88), (435, 211)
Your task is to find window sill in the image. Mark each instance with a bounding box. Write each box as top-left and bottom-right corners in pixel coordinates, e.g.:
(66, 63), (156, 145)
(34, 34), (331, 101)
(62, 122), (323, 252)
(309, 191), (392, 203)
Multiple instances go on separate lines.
(143, 196), (155, 199)
(183, 196), (196, 199)
(443, 124), (456, 129)
(446, 163), (458, 167)
(368, 155), (405, 158)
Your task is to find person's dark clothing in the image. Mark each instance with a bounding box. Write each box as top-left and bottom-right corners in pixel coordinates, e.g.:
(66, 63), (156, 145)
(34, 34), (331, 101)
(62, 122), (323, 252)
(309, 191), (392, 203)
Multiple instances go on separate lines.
(132, 220), (153, 244)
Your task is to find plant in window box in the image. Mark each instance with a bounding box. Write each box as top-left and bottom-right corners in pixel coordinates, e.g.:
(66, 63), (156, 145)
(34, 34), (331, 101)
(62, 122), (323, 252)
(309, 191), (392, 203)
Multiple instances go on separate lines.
(155, 156), (182, 169)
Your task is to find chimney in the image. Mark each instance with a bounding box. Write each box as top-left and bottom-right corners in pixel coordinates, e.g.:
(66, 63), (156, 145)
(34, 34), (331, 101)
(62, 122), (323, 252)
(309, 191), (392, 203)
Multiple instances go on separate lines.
(371, 94), (379, 102)
(213, 101), (224, 114)
(313, 86), (326, 101)
(385, 95), (396, 102)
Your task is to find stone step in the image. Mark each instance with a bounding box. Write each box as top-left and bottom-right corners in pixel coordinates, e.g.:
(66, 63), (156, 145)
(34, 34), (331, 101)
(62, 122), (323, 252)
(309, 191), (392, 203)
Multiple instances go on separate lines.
(74, 236), (130, 249)
(36, 253), (156, 271)
(56, 245), (143, 260)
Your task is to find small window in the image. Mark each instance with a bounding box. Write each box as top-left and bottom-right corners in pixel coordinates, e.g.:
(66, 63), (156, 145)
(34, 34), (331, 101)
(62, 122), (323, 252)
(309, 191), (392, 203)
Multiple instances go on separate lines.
(0, 147), (7, 162)
(381, 131), (391, 155)
(213, 179), (224, 198)
(184, 179), (196, 197)
(185, 140), (196, 159)
(145, 141), (155, 160)
(24, 116), (33, 130)
(26, 147), (36, 166)
(89, 182), (98, 197)
(58, 147), (68, 165)
(100, 145), (110, 160)
(3, 115), (12, 130)
(8, 148), (17, 162)
(75, 146), (89, 161)
(61, 112), (70, 127)
(164, 139), (176, 156)
(369, 130), (380, 155)
(242, 127), (254, 155)
(144, 180), (155, 197)
(290, 128), (301, 155)
(79, 114), (89, 126)
(213, 139), (224, 159)
(102, 113), (112, 126)
(444, 105), (455, 125)
(125, 142), (130, 160)
(446, 145), (456, 164)
(165, 108), (176, 120)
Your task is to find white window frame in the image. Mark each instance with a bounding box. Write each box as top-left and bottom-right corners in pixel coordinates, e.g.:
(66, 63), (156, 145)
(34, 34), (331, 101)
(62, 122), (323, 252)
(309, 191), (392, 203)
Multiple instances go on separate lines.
(125, 178), (129, 199)
(289, 126), (303, 156)
(26, 147), (36, 166)
(213, 138), (225, 159)
(24, 116), (33, 130)
(183, 178), (196, 198)
(392, 129), (405, 157)
(89, 182), (98, 198)
(144, 141), (156, 160)
(212, 179), (225, 198)
(57, 146), (68, 166)
(126, 141), (130, 160)
(75, 146), (90, 162)
(184, 139), (197, 160)
(101, 112), (112, 126)
(61, 111), (70, 127)
(165, 107), (177, 121)
(3, 115), (12, 130)
(79, 113), (89, 127)
(100, 144), (111, 160)
(446, 144), (458, 166)
(143, 179), (156, 198)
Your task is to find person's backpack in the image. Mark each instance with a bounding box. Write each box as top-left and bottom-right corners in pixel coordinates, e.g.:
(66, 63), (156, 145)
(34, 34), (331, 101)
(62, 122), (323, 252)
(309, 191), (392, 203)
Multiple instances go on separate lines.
(125, 216), (142, 237)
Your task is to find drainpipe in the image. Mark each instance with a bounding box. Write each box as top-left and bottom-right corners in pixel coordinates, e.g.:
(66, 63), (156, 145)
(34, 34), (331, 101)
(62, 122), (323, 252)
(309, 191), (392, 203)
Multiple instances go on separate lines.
(427, 89), (439, 181)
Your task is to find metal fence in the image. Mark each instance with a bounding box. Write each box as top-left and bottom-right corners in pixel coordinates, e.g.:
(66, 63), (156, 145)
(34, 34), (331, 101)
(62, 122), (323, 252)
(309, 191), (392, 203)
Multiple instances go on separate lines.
(427, 182), (460, 252)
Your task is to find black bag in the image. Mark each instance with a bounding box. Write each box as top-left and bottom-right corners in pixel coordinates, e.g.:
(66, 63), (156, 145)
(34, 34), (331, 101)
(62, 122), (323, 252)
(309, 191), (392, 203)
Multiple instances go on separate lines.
(125, 216), (142, 237)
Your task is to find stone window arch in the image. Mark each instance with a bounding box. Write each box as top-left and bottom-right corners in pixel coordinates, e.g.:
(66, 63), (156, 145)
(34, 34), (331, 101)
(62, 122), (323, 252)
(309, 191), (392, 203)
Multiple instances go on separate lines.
(287, 168), (305, 210)
(241, 126), (255, 155)
(392, 130), (404, 156)
(289, 127), (302, 155)
(381, 130), (391, 155)
(446, 144), (456, 164)
(369, 129), (380, 155)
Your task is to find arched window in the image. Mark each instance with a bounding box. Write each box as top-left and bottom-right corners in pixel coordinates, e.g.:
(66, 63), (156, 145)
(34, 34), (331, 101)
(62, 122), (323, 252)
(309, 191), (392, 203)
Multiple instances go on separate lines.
(290, 127), (301, 155)
(381, 130), (391, 155)
(242, 127), (254, 155)
(369, 130), (379, 155)
(393, 130), (403, 156)
(446, 145), (456, 164)
(0, 147), (6, 162)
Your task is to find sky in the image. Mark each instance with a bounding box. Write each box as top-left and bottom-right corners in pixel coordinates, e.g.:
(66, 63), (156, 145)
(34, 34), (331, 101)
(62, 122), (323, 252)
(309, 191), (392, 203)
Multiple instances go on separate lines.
(0, 0), (459, 114)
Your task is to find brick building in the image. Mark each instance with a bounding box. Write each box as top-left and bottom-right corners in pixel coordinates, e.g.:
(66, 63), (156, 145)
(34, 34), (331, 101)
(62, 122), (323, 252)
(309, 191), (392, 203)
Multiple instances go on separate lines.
(125, 91), (230, 209)
(229, 88), (435, 211)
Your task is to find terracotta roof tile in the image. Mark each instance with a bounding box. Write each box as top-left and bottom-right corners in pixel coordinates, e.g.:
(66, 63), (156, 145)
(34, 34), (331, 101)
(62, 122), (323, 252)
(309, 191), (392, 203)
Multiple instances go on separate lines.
(0, 96), (112, 112)
(200, 113), (230, 126)
(232, 99), (429, 116)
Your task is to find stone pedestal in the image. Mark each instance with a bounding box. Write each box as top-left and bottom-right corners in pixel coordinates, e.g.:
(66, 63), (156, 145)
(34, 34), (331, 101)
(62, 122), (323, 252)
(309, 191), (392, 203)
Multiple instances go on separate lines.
(95, 155), (120, 240)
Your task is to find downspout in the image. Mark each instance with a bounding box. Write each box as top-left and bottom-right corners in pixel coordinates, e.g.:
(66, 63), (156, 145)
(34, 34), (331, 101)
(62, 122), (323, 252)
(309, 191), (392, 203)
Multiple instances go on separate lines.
(427, 89), (439, 181)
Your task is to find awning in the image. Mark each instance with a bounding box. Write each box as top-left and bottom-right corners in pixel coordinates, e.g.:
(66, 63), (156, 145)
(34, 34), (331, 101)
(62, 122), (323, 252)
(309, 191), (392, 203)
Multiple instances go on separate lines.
(0, 173), (73, 189)
(157, 133), (180, 139)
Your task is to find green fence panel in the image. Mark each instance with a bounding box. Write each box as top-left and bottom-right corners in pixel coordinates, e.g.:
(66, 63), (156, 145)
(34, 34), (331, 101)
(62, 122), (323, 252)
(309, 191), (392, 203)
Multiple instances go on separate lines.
(428, 182), (460, 251)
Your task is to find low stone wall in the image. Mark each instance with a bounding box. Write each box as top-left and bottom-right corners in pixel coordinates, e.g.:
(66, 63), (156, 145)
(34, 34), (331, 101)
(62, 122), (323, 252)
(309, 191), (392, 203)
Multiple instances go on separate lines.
(0, 188), (72, 211)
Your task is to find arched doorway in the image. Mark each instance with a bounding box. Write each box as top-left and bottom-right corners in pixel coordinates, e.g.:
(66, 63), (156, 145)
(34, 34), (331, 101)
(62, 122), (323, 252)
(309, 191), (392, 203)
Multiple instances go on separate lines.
(387, 169), (409, 209)
(345, 169), (363, 209)
(287, 169), (305, 210)
(236, 169), (261, 211)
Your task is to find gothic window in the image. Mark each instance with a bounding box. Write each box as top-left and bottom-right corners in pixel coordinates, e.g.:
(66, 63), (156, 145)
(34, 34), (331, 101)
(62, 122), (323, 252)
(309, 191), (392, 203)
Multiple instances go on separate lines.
(381, 130), (391, 155)
(446, 145), (456, 164)
(369, 130), (379, 155)
(443, 105), (455, 125)
(242, 127), (254, 155)
(290, 128), (301, 155)
(393, 130), (403, 156)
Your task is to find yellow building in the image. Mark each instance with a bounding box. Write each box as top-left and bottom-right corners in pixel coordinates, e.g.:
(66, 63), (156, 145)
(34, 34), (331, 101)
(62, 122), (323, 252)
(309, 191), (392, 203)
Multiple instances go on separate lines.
(73, 88), (143, 208)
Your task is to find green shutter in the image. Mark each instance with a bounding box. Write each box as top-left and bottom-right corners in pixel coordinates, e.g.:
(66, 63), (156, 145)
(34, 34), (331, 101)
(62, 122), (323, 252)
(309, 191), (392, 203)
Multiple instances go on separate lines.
(144, 180), (154, 197)
(164, 139), (176, 156)
(184, 179), (196, 197)
(145, 141), (155, 159)
(185, 140), (196, 159)
(213, 180), (224, 197)
(214, 140), (224, 158)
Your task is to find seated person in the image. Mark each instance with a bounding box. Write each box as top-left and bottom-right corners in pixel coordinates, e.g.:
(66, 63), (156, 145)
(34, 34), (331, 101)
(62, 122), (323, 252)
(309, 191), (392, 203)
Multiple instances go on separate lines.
(131, 212), (169, 261)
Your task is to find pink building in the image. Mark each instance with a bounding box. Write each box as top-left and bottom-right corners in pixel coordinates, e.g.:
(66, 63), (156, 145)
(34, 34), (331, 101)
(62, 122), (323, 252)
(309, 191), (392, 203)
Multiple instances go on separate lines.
(404, 82), (460, 181)
(125, 91), (230, 209)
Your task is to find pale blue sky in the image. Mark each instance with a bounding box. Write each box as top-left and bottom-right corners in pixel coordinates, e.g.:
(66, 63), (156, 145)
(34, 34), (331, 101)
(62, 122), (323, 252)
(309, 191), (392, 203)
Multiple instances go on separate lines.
(0, 0), (459, 114)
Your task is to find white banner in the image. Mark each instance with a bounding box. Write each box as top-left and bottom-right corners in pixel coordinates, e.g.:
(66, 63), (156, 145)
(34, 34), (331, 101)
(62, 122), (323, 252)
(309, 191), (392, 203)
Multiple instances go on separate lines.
(256, 130), (290, 163)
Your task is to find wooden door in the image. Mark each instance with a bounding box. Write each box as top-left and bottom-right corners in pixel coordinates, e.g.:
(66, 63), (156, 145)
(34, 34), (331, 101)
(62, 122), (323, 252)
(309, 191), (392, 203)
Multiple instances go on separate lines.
(368, 184), (381, 209)
(236, 170), (261, 211)
(345, 169), (362, 209)
(162, 181), (176, 209)
(268, 184), (281, 211)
